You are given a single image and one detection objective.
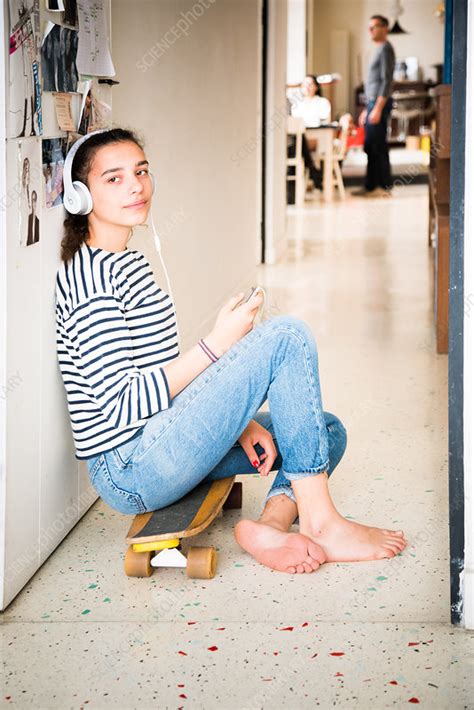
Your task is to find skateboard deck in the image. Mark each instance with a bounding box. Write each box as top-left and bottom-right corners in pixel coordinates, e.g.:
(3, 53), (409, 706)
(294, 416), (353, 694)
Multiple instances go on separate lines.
(124, 476), (242, 579)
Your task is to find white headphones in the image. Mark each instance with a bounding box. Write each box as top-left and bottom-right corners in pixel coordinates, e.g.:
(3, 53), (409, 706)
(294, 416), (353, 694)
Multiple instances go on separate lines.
(63, 129), (156, 216)
(63, 129), (179, 345)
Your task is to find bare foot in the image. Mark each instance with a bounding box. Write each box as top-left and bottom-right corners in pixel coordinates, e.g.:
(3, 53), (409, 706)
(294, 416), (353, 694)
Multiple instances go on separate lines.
(300, 515), (408, 563)
(234, 519), (326, 574)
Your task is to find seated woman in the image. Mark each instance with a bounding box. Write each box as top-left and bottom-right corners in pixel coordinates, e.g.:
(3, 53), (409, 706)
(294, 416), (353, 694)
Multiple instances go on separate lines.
(56, 128), (407, 575)
(289, 75), (332, 191)
(292, 75), (332, 128)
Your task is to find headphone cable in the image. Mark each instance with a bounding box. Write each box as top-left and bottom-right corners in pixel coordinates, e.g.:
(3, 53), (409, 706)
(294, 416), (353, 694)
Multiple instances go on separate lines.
(148, 211), (182, 352)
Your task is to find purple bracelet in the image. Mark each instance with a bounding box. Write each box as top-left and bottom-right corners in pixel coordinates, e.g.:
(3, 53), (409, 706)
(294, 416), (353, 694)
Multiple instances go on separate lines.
(198, 338), (219, 363)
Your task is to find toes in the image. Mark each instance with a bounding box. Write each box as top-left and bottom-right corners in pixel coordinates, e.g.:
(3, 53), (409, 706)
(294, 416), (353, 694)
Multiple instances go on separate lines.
(386, 529), (405, 537)
(383, 543), (401, 556)
(287, 566), (296, 574)
(302, 562), (313, 573)
(380, 547), (396, 559)
(386, 536), (407, 550)
(307, 539), (326, 564)
(296, 564), (305, 573)
(306, 552), (322, 571)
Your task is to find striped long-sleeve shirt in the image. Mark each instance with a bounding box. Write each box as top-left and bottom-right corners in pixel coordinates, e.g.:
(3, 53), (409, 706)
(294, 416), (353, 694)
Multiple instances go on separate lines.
(55, 243), (179, 460)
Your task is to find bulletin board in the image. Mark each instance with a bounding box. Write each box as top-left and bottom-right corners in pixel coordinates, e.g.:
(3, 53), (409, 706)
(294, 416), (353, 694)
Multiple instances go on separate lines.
(8, 0), (115, 245)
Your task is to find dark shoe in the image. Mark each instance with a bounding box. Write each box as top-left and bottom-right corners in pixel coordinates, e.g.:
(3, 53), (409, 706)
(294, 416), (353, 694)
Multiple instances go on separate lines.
(351, 187), (373, 196)
(352, 187), (391, 198)
(370, 187), (392, 197)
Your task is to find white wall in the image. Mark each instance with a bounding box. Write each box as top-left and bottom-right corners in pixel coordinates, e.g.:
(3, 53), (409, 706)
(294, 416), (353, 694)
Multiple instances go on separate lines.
(265, 0), (288, 265)
(310, 0), (445, 115)
(1, 3), (113, 610)
(287, 0), (306, 84)
(111, 0), (263, 348)
(463, 0), (473, 631)
(0, 0), (7, 617)
(1, 0), (287, 610)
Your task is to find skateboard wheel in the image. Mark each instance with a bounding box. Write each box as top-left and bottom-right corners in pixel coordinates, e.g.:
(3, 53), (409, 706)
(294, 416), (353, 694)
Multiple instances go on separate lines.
(186, 546), (217, 579)
(124, 546), (154, 577)
(223, 481), (243, 510)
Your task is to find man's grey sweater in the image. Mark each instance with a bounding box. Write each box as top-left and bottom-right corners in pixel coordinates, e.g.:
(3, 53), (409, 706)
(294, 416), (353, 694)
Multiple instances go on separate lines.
(366, 41), (396, 101)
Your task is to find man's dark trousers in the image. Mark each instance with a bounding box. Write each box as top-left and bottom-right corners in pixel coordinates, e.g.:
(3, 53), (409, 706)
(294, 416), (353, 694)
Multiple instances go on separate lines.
(364, 97), (393, 191)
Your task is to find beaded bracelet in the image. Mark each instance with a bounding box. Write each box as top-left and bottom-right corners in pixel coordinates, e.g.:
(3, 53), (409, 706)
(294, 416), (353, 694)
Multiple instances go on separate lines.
(198, 338), (219, 363)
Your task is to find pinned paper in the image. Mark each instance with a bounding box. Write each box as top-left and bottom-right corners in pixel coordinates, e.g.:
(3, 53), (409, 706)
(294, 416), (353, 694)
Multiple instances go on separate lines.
(76, 0), (115, 77)
(89, 95), (111, 130)
(77, 81), (111, 134)
(77, 80), (92, 133)
(9, 0), (39, 34)
(53, 92), (76, 131)
(8, 3), (43, 137)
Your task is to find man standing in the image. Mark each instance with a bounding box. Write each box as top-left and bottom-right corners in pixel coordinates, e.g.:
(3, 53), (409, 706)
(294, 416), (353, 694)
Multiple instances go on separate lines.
(354, 15), (395, 196)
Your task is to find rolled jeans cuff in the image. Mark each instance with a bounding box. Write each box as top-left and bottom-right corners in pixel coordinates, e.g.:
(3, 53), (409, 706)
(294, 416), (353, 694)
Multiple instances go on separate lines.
(261, 485), (297, 512)
(281, 461), (329, 481)
(260, 486), (300, 525)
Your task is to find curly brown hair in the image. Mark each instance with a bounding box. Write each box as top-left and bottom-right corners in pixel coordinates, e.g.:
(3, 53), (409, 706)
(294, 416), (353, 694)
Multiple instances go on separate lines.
(61, 128), (143, 263)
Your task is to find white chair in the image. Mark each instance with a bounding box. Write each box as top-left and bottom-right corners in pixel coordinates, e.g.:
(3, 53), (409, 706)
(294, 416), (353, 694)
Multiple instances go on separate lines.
(331, 120), (349, 198)
(286, 116), (306, 207)
(311, 116), (349, 199)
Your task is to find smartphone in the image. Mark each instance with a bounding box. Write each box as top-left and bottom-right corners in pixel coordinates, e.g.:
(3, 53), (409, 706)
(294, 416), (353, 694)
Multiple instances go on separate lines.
(245, 286), (263, 303)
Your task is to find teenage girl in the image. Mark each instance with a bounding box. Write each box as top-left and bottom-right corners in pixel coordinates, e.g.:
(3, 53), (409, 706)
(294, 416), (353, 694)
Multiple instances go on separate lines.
(56, 129), (407, 575)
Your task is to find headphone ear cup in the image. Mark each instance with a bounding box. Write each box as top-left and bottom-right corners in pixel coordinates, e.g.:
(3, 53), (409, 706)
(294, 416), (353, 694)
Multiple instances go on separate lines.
(66, 181), (93, 215)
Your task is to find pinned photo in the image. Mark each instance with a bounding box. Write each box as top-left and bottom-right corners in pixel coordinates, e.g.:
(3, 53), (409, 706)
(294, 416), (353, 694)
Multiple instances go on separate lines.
(41, 22), (79, 93)
(42, 137), (68, 209)
(19, 138), (42, 247)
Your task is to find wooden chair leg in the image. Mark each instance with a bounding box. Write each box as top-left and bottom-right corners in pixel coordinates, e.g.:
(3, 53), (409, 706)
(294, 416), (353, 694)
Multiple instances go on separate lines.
(333, 160), (345, 198)
(295, 161), (305, 207)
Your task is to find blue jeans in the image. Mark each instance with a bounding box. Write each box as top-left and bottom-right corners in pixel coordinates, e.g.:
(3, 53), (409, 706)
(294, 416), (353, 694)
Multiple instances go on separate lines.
(86, 316), (347, 517)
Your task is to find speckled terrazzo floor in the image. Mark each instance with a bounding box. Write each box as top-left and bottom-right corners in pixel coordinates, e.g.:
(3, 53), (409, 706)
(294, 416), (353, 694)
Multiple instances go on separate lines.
(2, 186), (473, 708)
(2, 622), (472, 708)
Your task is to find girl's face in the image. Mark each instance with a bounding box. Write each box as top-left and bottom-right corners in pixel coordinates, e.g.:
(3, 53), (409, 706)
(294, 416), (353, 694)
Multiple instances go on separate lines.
(87, 141), (153, 230)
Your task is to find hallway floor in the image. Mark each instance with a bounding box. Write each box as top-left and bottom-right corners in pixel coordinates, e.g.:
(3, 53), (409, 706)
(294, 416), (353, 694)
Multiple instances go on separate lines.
(2, 186), (473, 708)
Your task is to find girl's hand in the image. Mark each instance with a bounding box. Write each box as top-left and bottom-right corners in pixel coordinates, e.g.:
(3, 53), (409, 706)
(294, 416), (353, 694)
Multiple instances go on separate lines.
(205, 292), (264, 357)
(238, 419), (277, 477)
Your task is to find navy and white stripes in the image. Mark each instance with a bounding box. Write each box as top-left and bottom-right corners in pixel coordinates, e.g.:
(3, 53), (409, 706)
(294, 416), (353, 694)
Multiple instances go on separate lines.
(56, 243), (179, 460)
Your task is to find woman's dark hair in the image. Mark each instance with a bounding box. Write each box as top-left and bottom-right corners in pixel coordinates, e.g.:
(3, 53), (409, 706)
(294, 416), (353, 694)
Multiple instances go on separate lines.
(61, 128), (143, 263)
(306, 75), (322, 97)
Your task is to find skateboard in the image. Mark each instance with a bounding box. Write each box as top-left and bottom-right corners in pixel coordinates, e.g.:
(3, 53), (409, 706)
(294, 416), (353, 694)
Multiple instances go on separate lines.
(124, 477), (242, 579)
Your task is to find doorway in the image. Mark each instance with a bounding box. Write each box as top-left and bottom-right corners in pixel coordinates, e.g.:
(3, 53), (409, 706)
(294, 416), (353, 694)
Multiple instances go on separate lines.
(260, 0), (268, 264)
(448, 0), (467, 626)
